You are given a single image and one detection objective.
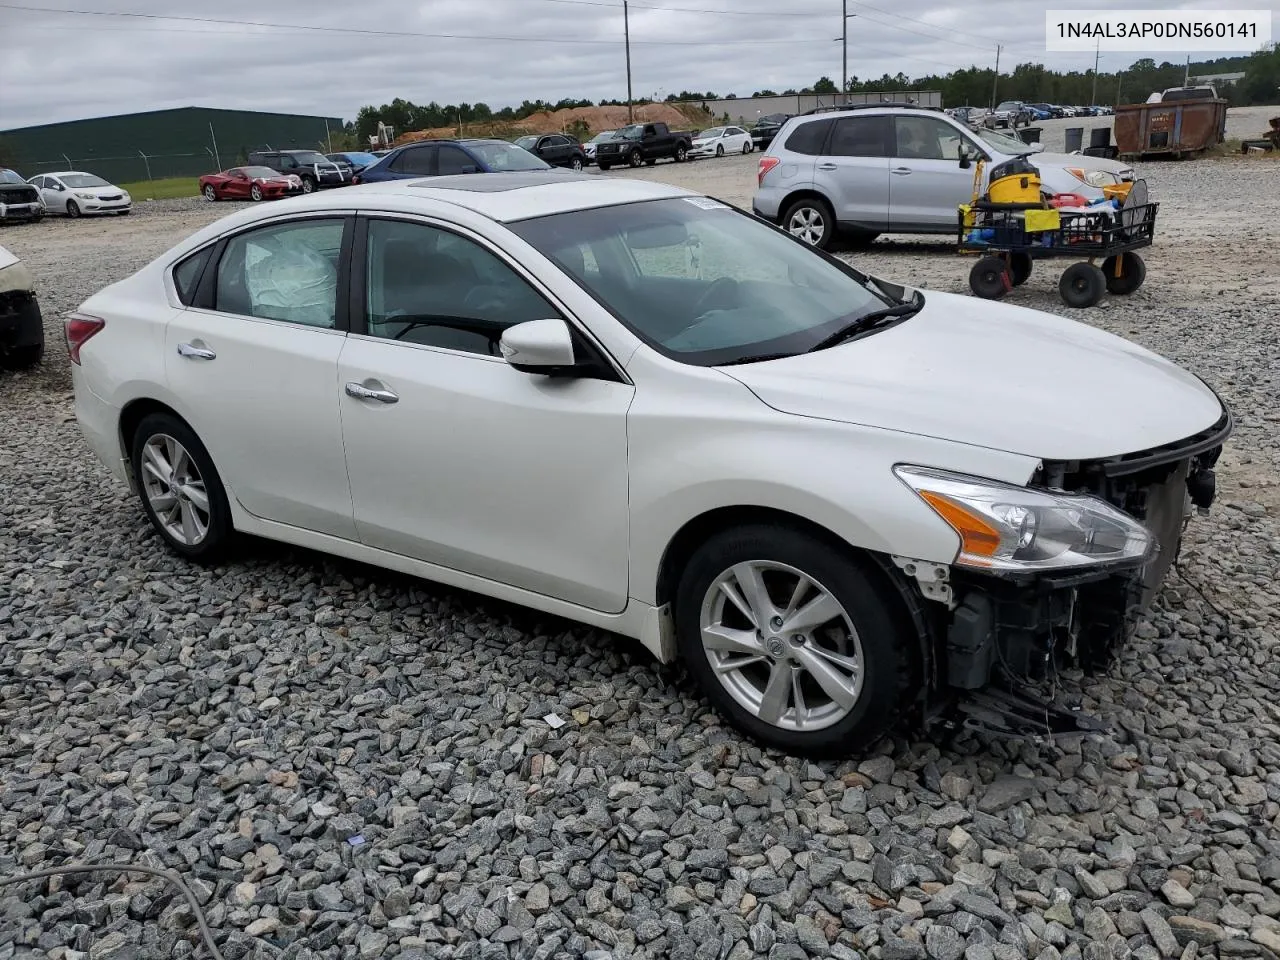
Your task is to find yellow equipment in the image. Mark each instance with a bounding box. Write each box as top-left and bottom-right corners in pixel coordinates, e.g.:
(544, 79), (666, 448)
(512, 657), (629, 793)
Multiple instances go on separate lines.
(984, 156), (1042, 206)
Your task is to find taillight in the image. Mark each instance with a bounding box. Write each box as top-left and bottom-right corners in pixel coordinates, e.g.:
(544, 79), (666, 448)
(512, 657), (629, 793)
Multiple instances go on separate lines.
(65, 313), (105, 365)
(757, 156), (780, 187)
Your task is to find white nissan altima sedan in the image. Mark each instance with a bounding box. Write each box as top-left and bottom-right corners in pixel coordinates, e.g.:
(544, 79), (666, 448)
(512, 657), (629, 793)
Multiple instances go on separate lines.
(68, 171), (1229, 756)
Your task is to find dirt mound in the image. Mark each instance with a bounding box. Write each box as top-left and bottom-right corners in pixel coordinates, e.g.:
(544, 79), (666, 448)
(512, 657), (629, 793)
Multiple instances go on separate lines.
(393, 102), (712, 146)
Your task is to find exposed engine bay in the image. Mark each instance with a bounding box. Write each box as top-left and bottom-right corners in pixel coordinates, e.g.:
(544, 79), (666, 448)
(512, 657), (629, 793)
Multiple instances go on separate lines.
(907, 408), (1231, 739)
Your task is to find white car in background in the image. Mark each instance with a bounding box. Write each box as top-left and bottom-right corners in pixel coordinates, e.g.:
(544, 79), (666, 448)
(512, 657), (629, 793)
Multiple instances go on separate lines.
(67, 172), (1228, 756)
(582, 131), (616, 164)
(689, 126), (754, 158)
(29, 171), (131, 217)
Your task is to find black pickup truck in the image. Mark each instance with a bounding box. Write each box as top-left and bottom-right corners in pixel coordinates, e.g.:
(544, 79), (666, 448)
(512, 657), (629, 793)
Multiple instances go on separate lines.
(595, 122), (692, 170)
(247, 150), (353, 193)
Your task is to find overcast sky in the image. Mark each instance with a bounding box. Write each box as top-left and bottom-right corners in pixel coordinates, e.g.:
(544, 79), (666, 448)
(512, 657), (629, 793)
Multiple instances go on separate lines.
(1, 0), (1274, 129)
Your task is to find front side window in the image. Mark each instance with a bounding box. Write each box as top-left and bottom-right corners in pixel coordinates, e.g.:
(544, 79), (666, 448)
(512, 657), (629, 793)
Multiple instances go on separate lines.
(510, 197), (891, 366)
(437, 146), (478, 175)
(364, 219), (557, 355)
(893, 116), (964, 161)
(215, 218), (345, 327)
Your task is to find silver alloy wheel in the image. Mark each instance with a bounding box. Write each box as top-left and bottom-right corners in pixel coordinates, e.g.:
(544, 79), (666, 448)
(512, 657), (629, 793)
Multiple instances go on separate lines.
(203, 185), (217, 202)
(251, 184), (263, 201)
(787, 206), (825, 245)
(140, 434), (211, 546)
(699, 560), (865, 732)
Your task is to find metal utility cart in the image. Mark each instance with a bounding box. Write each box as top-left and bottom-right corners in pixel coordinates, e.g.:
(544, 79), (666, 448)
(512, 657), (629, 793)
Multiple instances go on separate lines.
(958, 180), (1157, 308)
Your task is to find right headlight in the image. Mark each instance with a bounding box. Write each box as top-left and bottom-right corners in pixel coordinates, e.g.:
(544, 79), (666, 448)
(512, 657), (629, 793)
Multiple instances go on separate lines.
(895, 466), (1154, 572)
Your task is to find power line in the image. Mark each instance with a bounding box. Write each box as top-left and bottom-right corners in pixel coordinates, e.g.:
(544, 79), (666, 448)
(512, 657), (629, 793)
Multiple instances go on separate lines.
(530, 0), (832, 16)
(847, 0), (1002, 47)
(0, 3), (833, 45)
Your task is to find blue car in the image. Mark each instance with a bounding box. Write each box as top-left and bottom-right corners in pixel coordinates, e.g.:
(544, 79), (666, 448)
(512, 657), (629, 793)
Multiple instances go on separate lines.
(1026, 104), (1054, 121)
(356, 138), (552, 183)
(326, 151), (381, 174)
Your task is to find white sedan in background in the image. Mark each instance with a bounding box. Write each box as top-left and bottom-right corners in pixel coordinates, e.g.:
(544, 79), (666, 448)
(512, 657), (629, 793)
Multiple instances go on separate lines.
(582, 131), (616, 164)
(688, 126), (754, 158)
(67, 172), (1228, 756)
(29, 171), (131, 217)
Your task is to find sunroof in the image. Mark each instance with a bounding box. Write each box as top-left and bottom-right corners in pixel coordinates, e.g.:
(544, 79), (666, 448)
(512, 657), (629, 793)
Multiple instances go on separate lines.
(408, 171), (595, 193)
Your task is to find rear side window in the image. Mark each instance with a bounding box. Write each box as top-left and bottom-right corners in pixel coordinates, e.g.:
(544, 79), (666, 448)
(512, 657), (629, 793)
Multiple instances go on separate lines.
(173, 247), (213, 306)
(783, 119), (833, 155)
(829, 116), (891, 157)
(390, 147), (434, 175)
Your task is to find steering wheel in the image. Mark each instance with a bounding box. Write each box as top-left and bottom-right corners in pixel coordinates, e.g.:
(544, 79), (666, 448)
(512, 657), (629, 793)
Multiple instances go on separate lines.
(692, 277), (740, 317)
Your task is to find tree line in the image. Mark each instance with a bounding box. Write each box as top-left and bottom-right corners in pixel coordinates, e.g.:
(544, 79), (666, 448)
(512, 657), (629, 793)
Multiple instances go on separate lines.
(351, 47), (1278, 142)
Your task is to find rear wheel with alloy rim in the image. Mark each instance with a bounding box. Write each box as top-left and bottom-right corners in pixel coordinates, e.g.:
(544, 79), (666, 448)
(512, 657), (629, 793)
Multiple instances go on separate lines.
(782, 197), (835, 249)
(570, 156), (584, 171)
(742, 141), (753, 154)
(676, 525), (915, 756)
(131, 413), (233, 562)
(203, 185), (217, 202)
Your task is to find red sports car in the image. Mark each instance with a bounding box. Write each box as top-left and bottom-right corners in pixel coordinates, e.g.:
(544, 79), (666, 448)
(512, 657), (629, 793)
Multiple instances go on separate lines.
(199, 166), (302, 202)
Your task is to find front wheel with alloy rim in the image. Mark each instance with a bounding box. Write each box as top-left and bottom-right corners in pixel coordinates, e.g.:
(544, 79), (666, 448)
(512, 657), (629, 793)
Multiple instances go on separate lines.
(676, 525), (915, 756)
(250, 184), (263, 201)
(300, 177), (316, 194)
(629, 150), (643, 168)
(131, 413), (234, 563)
(716, 144), (725, 157)
(66, 200), (81, 218)
(781, 198), (835, 249)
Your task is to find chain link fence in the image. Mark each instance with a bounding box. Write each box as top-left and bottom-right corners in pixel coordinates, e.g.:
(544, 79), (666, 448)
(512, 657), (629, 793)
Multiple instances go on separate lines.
(16, 150), (235, 185)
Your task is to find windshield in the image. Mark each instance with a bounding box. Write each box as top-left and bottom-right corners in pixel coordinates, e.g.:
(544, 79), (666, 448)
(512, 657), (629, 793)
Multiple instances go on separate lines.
(334, 152), (377, 165)
(242, 166), (283, 178)
(0, 169), (25, 185)
(291, 152), (330, 166)
(617, 124), (644, 140)
(465, 141), (550, 171)
(590, 131), (616, 143)
(514, 136), (538, 150)
(61, 173), (110, 188)
(510, 197), (892, 366)
(977, 128), (1033, 155)
(699, 127), (726, 139)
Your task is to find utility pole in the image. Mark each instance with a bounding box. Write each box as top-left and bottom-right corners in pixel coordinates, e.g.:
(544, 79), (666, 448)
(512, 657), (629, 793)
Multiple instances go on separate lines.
(1183, 54), (1190, 86)
(990, 44), (1002, 109)
(624, 0), (633, 122)
(1116, 70), (1124, 106)
(842, 0), (848, 105)
(1091, 40), (1099, 106)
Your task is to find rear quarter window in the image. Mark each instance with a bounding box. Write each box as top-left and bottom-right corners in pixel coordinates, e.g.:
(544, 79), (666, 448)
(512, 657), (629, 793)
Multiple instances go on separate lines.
(173, 247), (214, 306)
(783, 119), (834, 156)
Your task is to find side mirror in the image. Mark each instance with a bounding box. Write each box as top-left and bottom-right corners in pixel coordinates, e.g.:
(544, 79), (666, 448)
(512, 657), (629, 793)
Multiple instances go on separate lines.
(958, 145), (973, 169)
(500, 318), (579, 375)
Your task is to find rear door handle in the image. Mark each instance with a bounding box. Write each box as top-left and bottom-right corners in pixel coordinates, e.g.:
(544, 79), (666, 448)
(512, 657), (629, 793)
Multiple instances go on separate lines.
(892, 167), (913, 176)
(345, 381), (399, 404)
(176, 342), (216, 360)
(817, 163), (837, 171)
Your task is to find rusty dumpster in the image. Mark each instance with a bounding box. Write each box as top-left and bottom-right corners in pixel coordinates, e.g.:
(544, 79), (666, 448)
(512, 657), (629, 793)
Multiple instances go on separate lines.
(1114, 98), (1228, 159)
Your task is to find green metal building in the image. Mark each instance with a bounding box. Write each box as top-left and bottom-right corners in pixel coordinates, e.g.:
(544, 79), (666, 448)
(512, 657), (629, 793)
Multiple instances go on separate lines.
(0, 106), (346, 185)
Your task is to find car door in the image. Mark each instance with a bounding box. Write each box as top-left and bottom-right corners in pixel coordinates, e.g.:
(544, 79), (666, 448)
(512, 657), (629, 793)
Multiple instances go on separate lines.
(816, 114), (891, 232)
(225, 169), (250, 199)
(41, 176), (67, 212)
(728, 127), (748, 152)
(337, 215), (633, 613)
(888, 115), (984, 231)
(165, 214), (358, 540)
(436, 145), (479, 175)
(388, 145), (437, 179)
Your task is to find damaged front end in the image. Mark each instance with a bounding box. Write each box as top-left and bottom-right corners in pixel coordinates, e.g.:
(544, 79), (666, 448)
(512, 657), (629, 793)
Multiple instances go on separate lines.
(897, 407), (1231, 740)
(0, 251), (45, 366)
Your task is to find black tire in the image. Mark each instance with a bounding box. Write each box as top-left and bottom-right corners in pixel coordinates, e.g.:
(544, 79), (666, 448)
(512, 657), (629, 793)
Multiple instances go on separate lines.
(301, 176), (316, 194)
(1009, 252), (1033, 287)
(3, 342), (44, 369)
(1102, 252), (1146, 295)
(1059, 262), (1107, 308)
(628, 150), (643, 168)
(675, 524), (917, 757)
(743, 141), (753, 154)
(969, 256), (1011, 299)
(598, 162), (612, 171)
(66, 200), (81, 218)
(675, 144), (688, 162)
(130, 413), (234, 564)
(781, 197), (835, 250)
(570, 156), (584, 171)
(716, 144), (725, 157)
(250, 184), (263, 201)
(203, 185), (217, 202)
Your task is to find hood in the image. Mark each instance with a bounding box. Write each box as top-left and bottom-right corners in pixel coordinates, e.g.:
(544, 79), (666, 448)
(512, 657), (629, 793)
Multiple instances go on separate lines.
(722, 291), (1223, 462)
(74, 185), (126, 198)
(1031, 151), (1132, 176)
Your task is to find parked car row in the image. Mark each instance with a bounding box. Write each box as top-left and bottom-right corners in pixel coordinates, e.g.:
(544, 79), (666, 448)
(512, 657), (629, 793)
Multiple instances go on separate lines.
(0, 167), (133, 221)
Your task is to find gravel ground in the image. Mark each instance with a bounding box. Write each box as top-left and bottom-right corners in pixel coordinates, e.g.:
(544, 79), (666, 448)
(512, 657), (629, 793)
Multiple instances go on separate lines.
(3, 107), (1280, 960)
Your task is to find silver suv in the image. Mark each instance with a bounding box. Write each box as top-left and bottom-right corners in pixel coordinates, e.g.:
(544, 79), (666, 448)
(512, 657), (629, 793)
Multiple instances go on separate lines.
(752, 106), (1134, 250)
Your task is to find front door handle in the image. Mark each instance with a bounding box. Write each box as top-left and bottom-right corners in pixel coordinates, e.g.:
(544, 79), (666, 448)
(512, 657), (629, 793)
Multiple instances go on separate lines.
(892, 167), (913, 176)
(817, 163), (838, 171)
(176, 342), (216, 360)
(345, 381), (399, 404)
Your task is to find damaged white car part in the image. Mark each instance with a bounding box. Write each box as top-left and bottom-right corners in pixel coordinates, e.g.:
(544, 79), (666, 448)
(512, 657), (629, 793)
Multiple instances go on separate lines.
(0, 245), (44, 368)
(67, 174), (1229, 757)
